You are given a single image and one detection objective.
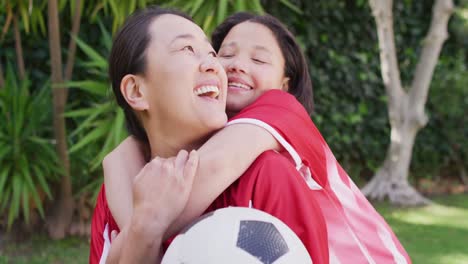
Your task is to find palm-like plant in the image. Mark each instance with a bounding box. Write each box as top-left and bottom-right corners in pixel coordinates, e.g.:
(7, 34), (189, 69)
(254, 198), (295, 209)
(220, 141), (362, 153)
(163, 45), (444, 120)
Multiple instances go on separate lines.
(66, 23), (126, 174)
(164, 0), (264, 34)
(0, 64), (60, 229)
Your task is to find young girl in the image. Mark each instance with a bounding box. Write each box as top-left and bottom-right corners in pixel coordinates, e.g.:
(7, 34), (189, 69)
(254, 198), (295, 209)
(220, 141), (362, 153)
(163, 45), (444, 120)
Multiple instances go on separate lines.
(212, 13), (411, 263)
(104, 11), (410, 263)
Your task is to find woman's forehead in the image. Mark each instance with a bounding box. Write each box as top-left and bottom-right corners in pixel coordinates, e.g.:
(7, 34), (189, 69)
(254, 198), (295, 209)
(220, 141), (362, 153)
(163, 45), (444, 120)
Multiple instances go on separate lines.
(148, 14), (206, 45)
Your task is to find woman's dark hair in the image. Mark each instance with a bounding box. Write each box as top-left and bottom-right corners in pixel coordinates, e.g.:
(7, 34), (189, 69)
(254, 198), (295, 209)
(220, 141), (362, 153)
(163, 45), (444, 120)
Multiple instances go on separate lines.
(212, 12), (314, 114)
(109, 6), (193, 143)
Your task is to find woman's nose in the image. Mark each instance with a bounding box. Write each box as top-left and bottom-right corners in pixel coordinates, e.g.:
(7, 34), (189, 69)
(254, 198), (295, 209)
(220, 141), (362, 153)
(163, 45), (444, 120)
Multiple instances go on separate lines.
(200, 56), (220, 73)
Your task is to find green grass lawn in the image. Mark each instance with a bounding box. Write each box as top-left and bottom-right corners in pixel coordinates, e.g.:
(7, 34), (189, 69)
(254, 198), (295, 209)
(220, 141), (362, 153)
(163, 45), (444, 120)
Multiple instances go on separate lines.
(0, 235), (89, 264)
(1, 194), (467, 263)
(375, 194), (468, 264)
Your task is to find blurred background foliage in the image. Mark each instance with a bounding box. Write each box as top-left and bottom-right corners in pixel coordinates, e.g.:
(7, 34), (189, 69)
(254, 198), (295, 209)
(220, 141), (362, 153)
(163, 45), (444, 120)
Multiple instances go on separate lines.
(0, 0), (466, 229)
(267, 0), (467, 184)
(0, 64), (59, 229)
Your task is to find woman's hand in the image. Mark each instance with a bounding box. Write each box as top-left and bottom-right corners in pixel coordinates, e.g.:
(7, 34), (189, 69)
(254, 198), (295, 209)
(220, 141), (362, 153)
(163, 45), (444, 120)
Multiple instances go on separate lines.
(132, 150), (199, 232)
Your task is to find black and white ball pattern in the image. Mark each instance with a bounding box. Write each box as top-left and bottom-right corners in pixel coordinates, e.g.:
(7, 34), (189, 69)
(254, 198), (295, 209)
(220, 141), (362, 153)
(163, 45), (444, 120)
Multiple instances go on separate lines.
(161, 207), (312, 264)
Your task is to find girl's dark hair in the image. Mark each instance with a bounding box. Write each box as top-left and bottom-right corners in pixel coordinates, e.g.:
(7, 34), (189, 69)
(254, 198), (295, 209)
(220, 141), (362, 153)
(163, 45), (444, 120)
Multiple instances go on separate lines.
(109, 6), (193, 143)
(212, 12), (314, 114)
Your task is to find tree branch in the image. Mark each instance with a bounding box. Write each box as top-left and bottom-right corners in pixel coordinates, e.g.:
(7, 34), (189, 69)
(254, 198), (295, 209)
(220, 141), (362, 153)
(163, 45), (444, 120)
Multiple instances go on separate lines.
(47, 0), (74, 239)
(64, 0), (82, 101)
(1, 7), (13, 42)
(48, 1), (63, 85)
(409, 0), (454, 127)
(369, 0), (405, 123)
(13, 14), (26, 80)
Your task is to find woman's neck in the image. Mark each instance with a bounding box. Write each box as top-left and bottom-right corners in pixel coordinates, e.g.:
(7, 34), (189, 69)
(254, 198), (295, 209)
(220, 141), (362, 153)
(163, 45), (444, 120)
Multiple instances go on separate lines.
(147, 129), (208, 159)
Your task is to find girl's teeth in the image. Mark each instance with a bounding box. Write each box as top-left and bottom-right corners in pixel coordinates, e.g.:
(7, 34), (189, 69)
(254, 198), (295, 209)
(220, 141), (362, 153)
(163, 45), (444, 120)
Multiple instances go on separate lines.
(228, 82), (251, 90)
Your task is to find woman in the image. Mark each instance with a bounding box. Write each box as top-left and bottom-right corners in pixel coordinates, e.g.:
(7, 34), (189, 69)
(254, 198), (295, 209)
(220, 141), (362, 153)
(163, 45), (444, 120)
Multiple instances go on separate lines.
(89, 6), (329, 264)
(105, 10), (411, 264)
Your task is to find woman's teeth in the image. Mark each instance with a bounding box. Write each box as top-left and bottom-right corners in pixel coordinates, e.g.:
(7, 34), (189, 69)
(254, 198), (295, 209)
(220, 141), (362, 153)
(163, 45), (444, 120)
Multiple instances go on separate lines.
(194, 85), (220, 98)
(228, 82), (251, 90)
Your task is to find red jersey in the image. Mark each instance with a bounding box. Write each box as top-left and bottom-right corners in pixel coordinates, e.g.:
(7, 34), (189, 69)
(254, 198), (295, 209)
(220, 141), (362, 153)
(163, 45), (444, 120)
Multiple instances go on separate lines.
(206, 151), (329, 264)
(89, 164), (328, 264)
(89, 185), (119, 264)
(228, 89), (411, 264)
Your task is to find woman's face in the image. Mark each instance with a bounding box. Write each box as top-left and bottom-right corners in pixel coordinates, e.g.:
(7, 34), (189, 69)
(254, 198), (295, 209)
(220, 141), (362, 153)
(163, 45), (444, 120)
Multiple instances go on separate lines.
(140, 14), (227, 143)
(217, 21), (289, 114)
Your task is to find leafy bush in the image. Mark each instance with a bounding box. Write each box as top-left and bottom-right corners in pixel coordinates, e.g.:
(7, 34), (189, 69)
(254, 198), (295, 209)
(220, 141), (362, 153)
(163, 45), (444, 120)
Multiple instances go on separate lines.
(0, 65), (59, 228)
(266, 0), (467, 181)
(65, 24), (126, 199)
(412, 51), (468, 178)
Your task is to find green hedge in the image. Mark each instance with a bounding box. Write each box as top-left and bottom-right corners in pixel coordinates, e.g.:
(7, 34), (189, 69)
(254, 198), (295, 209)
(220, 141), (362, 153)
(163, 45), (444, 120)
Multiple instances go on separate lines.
(0, 0), (466, 191)
(266, 0), (467, 181)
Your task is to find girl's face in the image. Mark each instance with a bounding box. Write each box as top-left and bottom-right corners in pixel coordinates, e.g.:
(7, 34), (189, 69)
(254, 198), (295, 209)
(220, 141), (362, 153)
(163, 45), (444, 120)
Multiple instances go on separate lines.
(139, 14), (228, 145)
(217, 21), (289, 115)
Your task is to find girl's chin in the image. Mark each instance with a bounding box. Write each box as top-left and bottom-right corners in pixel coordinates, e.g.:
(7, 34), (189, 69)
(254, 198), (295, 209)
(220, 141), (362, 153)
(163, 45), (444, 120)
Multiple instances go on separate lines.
(227, 97), (256, 112)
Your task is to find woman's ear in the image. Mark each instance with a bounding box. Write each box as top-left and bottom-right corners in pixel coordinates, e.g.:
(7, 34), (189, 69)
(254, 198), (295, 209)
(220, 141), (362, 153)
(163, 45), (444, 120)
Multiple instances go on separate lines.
(120, 74), (149, 111)
(281, 77), (290, 91)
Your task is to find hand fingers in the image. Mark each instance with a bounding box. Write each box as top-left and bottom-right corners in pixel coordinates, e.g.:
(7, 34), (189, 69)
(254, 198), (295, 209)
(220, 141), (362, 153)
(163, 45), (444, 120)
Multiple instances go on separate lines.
(106, 229), (123, 264)
(134, 156), (161, 183)
(111, 230), (118, 242)
(174, 150), (189, 179)
(183, 150), (199, 185)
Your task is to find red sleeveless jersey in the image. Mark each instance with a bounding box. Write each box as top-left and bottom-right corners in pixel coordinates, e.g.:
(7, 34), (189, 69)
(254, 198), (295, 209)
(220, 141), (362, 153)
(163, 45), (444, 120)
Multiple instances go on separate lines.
(228, 89), (411, 264)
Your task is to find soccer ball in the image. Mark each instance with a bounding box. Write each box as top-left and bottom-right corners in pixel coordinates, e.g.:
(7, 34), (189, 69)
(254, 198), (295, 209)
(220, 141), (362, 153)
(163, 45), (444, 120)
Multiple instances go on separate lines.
(161, 207), (312, 264)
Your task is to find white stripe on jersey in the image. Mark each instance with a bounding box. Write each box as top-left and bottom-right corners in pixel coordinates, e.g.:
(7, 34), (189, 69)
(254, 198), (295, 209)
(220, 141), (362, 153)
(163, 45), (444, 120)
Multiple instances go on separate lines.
(99, 223), (111, 264)
(227, 118), (322, 190)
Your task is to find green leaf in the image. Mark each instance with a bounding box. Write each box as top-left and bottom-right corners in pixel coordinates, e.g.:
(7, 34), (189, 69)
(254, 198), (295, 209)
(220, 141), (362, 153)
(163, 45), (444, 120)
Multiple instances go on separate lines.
(0, 144), (12, 163)
(279, 0), (303, 15)
(20, 155), (36, 223)
(32, 165), (52, 200)
(98, 20), (112, 51)
(0, 166), (10, 201)
(68, 104), (109, 138)
(249, 0), (264, 13)
(74, 36), (107, 69)
(66, 80), (108, 96)
(189, 0), (205, 16)
(21, 183), (30, 224)
(20, 6), (30, 34)
(235, 0), (246, 11)
(8, 175), (22, 228)
(0, 188), (11, 215)
(64, 107), (99, 118)
(26, 171), (45, 219)
(69, 123), (109, 153)
(217, 0), (228, 24)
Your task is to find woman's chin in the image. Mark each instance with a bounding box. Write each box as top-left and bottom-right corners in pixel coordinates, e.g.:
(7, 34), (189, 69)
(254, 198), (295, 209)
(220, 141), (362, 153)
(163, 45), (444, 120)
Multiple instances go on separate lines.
(198, 112), (228, 133)
(211, 113), (228, 129)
